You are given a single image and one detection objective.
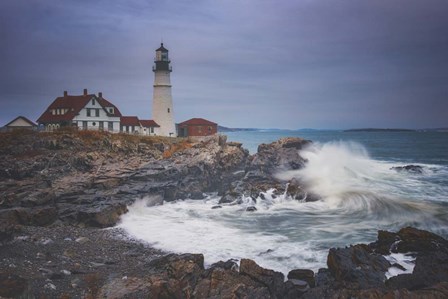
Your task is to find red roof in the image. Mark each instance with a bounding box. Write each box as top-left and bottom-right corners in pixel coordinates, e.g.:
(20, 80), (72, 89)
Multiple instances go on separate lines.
(178, 118), (217, 126)
(98, 97), (122, 117)
(120, 116), (140, 126)
(140, 119), (160, 127)
(37, 94), (122, 124)
(37, 95), (92, 123)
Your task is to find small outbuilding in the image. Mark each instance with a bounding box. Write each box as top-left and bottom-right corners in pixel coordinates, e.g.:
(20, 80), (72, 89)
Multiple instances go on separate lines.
(177, 118), (217, 137)
(120, 116), (141, 134)
(2, 116), (37, 131)
(140, 119), (160, 136)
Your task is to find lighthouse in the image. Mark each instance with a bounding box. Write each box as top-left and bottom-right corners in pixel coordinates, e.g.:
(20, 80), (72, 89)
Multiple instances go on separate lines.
(152, 43), (176, 137)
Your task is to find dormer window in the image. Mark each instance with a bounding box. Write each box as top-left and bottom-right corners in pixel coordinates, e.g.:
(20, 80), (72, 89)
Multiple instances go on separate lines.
(92, 98), (96, 105)
(109, 108), (114, 114)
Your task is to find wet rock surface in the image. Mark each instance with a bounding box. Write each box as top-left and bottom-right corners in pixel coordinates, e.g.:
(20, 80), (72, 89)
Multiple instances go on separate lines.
(219, 137), (312, 203)
(391, 164), (424, 174)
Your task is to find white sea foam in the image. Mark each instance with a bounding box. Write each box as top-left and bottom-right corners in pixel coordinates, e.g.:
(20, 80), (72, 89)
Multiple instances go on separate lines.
(118, 141), (448, 275)
(118, 196), (328, 274)
(385, 253), (415, 279)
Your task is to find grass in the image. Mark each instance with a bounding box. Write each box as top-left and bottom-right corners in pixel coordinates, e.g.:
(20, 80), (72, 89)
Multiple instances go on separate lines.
(0, 128), (192, 158)
(162, 139), (193, 158)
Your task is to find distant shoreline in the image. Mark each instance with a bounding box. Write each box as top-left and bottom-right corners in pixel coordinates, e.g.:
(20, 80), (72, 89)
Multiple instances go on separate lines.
(217, 126), (448, 133)
(343, 128), (416, 132)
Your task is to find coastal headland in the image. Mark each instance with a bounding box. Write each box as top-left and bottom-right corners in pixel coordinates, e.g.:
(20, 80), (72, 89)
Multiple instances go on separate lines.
(1, 130), (447, 298)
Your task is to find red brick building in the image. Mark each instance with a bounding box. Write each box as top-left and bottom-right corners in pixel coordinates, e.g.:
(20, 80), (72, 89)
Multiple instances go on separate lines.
(177, 118), (217, 137)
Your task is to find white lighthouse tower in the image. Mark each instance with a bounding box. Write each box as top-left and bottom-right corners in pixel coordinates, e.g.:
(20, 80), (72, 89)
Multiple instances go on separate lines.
(152, 43), (176, 137)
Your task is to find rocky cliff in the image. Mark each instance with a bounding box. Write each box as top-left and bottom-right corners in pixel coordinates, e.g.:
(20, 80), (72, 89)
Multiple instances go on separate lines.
(1, 130), (447, 298)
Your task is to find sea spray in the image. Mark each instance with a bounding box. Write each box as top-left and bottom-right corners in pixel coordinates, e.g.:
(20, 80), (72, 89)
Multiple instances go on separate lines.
(118, 141), (448, 275)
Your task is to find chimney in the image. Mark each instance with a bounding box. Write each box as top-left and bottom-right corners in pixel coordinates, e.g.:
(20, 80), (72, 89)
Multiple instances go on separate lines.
(63, 91), (68, 97)
(83, 88), (88, 96)
(98, 92), (102, 99)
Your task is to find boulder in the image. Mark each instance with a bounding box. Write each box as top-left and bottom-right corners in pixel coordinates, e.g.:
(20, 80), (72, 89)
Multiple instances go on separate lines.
(288, 269), (315, 287)
(76, 203), (128, 228)
(195, 259), (270, 299)
(327, 244), (390, 289)
(391, 165), (424, 174)
(240, 258), (285, 298)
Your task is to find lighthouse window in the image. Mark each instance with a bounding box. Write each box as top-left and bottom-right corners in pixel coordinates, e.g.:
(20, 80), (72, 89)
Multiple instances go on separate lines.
(167, 108), (170, 113)
(162, 53), (168, 61)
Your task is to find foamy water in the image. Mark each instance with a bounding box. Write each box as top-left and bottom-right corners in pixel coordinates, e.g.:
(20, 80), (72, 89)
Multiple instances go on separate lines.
(118, 141), (448, 275)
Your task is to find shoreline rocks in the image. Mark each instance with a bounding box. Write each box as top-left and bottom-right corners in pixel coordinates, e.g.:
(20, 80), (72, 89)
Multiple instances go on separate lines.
(1, 131), (447, 297)
(1, 226), (447, 298)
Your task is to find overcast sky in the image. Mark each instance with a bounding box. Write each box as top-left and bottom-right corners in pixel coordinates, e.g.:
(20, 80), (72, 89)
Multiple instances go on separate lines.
(1, 0), (447, 129)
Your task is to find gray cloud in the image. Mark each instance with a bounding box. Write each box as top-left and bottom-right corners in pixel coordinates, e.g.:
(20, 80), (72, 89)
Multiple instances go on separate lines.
(1, 0), (447, 129)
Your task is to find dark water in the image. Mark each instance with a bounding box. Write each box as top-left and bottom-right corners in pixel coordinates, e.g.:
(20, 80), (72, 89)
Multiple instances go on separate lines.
(226, 130), (448, 165)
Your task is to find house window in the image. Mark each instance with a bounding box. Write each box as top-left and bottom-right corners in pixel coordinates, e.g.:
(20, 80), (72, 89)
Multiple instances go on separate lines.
(150, 127), (154, 133)
(87, 109), (91, 117)
(108, 122), (113, 131)
(167, 108), (170, 113)
(208, 126), (212, 132)
(95, 109), (100, 117)
(109, 108), (114, 114)
(82, 121), (87, 129)
(99, 121), (104, 130)
(92, 122), (96, 126)
(92, 98), (96, 105)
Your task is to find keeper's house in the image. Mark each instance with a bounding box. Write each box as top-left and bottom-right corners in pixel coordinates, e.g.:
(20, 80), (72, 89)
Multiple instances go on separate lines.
(177, 118), (217, 137)
(37, 89), (160, 135)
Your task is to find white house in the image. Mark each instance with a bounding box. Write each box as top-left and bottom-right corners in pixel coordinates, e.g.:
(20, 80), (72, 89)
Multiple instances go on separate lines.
(38, 89), (122, 132)
(37, 89), (160, 135)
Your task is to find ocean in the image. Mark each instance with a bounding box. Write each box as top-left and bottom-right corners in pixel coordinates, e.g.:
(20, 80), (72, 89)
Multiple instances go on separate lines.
(118, 130), (448, 275)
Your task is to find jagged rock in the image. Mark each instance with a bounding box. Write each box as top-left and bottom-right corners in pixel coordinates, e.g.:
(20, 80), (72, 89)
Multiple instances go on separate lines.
(20, 190), (56, 207)
(76, 203), (128, 227)
(288, 269), (315, 287)
(245, 206), (257, 212)
(194, 259), (270, 299)
(327, 244), (390, 289)
(391, 164), (424, 174)
(240, 258), (285, 298)
(220, 137), (311, 204)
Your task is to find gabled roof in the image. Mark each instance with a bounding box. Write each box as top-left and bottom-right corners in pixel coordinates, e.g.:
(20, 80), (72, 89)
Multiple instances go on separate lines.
(37, 94), (93, 123)
(178, 118), (217, 126)
(4, 116), (37, 127)
(156, 43), (168, 52)
(98, 97), (122, 117)
(37, 94), (122, 123)
(140, 119), (160, 127)
(120, 116), (140, 126)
